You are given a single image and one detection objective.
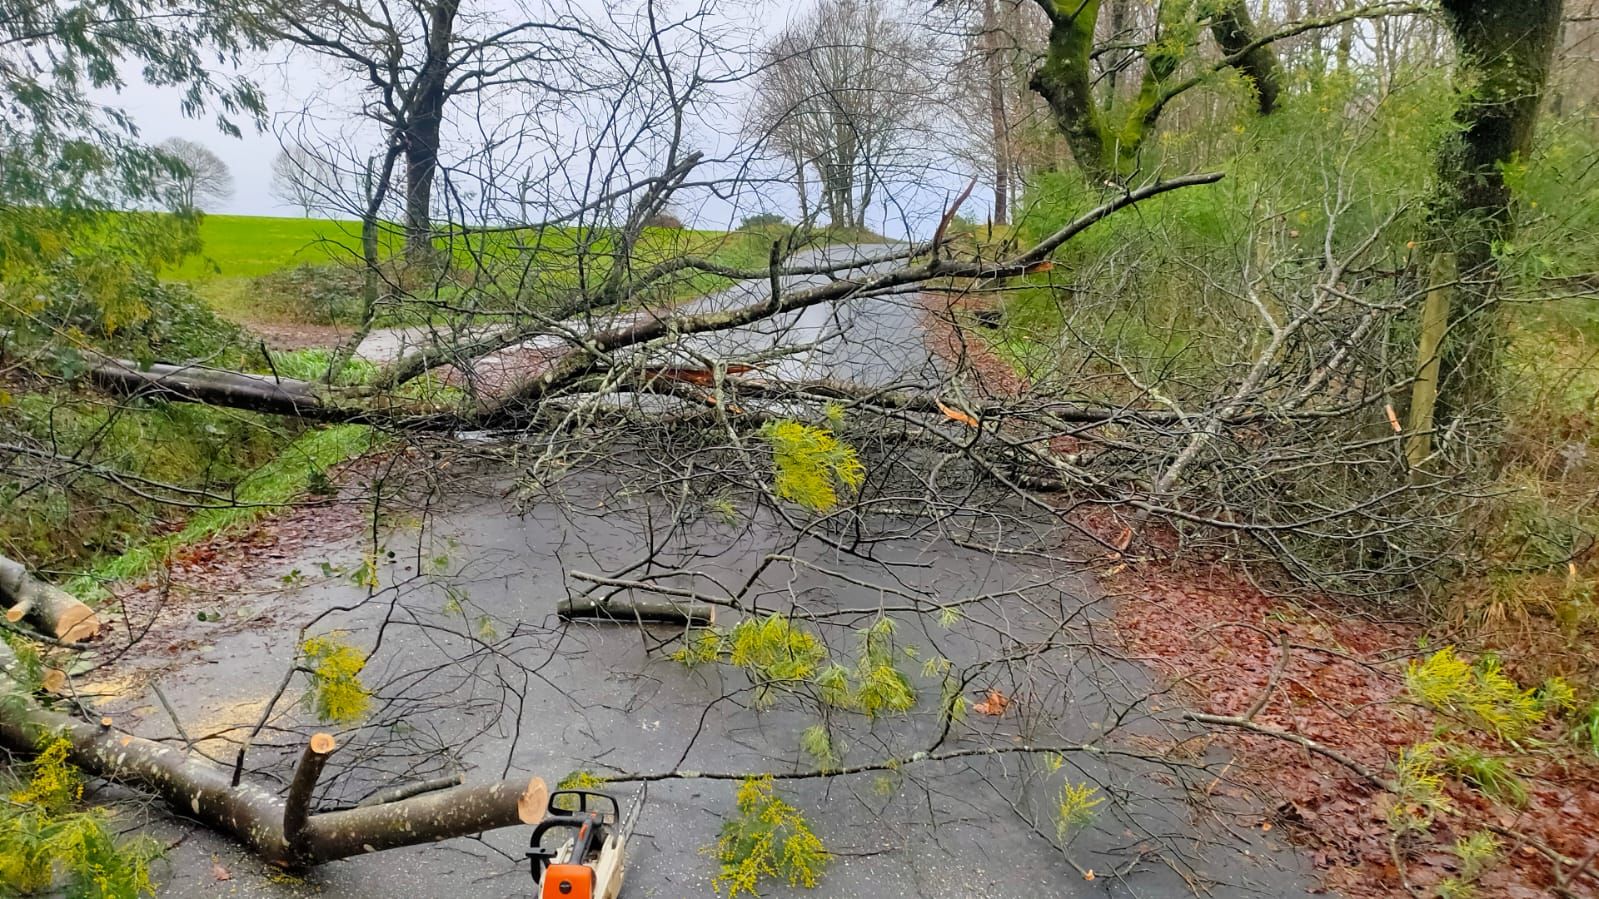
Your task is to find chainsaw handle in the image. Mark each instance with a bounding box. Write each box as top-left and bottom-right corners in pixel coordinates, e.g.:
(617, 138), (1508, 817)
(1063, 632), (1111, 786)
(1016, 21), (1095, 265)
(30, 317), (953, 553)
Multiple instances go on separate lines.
(528, 814), (604, 878)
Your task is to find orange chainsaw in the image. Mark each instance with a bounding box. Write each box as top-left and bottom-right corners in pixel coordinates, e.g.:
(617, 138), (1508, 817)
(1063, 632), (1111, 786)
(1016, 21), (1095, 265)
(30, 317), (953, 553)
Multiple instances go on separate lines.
(528, 786), (643, 899)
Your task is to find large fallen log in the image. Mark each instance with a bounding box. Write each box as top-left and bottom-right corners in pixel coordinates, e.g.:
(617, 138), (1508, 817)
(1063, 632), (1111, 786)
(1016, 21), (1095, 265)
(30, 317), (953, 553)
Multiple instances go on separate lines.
(89, 360), (330, 419)
(0, 554), (99, 642)
(85, 359), (458, 428)
(0, 642), (546, 867)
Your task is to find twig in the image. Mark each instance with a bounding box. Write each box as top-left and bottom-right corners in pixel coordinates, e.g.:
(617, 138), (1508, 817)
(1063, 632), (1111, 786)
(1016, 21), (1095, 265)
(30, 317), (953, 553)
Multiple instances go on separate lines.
(232, 662), (302, 787)
(151, 682), (196, 753)
(1182, 711), (1392, 791)
(1243, 631), (1290, 722)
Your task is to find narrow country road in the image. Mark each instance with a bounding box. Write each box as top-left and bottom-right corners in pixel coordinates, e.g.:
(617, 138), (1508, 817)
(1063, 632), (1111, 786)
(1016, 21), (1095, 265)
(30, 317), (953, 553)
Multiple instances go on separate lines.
(90, 247), (1320, 899)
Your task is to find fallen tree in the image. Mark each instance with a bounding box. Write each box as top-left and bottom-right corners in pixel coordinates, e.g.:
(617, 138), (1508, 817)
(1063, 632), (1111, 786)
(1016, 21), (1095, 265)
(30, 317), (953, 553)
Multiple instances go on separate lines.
(0, 554), (99, 643)
(78, 174), (1221, 431)
(0, 641), (547, 867)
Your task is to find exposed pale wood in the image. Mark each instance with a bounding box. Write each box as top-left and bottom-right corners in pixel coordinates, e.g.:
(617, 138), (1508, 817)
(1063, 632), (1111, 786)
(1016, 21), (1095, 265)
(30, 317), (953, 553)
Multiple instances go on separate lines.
(1407, 253), (1455, 468)
(0, 554), (100, 641)
(595, 834), (626, 899)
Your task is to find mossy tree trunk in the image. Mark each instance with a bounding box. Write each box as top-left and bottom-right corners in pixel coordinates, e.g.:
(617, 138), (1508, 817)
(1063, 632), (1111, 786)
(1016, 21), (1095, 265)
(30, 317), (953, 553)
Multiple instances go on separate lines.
(1417, 0), (1563, 442)
(1210, 2), (1282, 115)
(1027, 0), (1286, 184)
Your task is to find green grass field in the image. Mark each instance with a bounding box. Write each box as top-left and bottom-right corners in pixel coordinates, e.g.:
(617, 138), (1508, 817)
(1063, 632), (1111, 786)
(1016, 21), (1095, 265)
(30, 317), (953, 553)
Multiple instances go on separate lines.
(166, 213), (775, 325)
(165, 214), (373, 281)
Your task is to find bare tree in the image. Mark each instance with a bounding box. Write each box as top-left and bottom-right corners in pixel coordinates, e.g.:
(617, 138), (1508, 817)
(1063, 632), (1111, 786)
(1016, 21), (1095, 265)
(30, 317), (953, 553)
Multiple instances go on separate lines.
(156, 137), (235, 212)
(255, 0), (594, 262)
(270, 146), (329, 216)
(747, 0), (939, 230)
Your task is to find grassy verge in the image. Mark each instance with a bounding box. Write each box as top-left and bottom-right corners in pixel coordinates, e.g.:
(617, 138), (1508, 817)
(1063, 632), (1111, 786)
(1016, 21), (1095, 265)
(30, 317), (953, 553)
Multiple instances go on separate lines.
(65, 424), (374, 600)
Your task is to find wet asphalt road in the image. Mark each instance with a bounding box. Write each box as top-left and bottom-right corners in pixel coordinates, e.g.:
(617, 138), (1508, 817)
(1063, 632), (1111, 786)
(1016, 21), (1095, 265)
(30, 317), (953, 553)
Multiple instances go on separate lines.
(94, 247), (1320, 898)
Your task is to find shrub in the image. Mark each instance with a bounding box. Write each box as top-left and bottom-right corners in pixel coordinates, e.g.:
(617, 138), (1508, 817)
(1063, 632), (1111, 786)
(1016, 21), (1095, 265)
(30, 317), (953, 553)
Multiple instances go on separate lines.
(0, 738), (160, 897)
(247, 263), (365, 325)
(713, 776), (829, 897)
(737, 213), (787, 231)
(642, 211), (685, 229)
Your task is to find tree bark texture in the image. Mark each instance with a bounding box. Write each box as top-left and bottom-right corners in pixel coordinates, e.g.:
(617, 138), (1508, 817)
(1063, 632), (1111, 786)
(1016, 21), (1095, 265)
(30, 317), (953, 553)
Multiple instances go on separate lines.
(403, 0), (460, 262)
(1431, 0), (1563, 428)
(982, 0), (1012, 225)
(1029, 0), (1115, 181)
(1028, 0), (1288, 183)
(558, 595), (717, 626)
(0, 641), (547, 868)
(90, 361), (328, 419)
(1210, 1), (1283, 114)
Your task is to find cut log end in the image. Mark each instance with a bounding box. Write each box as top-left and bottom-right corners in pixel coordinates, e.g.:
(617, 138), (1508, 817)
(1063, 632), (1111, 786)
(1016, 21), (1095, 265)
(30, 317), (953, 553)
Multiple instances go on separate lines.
(41, 669), (67, 693)
(55, 603), (100, 643)
(4, 603), (28, 623)
(517, 777), (549, 825)
(309, 733), (337, 755)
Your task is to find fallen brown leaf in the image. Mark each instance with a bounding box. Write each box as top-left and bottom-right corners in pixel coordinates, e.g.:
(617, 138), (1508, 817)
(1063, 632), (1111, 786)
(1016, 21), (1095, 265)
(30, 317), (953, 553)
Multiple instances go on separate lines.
(973, 689), (1010, 717)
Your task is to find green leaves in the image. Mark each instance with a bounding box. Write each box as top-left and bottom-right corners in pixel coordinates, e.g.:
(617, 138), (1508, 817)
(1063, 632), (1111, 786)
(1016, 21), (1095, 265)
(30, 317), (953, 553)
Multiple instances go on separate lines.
(713, 776), (830, 897)
(1405, 646), (1544, 742)
(759, 420), (864, 513)
(1, 738), (159, 896)
(0, 0), (265, 350)
(672, 615), (918, 717)
(300, 633), (371, 725)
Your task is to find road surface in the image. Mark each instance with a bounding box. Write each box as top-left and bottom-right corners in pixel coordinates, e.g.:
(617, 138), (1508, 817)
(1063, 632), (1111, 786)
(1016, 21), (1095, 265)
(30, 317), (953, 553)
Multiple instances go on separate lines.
(88, 246), (1319, 898)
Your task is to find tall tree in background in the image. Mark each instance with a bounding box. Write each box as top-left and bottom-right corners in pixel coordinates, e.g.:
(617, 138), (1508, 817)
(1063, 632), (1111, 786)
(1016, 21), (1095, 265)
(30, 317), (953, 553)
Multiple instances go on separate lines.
(256, 0), (578, 262)
(156, 137), (235, 212)
(748, 0), (935, 230)
(980, 0), (1015, 225)
(270, 146), (330, 217)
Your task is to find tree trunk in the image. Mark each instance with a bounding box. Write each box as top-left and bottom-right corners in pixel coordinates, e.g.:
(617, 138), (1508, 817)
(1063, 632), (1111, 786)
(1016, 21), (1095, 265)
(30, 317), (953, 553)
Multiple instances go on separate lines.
(90, 360), (330, 419)
(982, 0), (1012, 226)
(86, 358), (456, 428)
(1337, 12), (1356, 74)
(1104, 0), (1130, 104)
(1405, 253), (1455, 468)
(1211, 1), (1284, 114)
(794, 153), (811, 223)
(1029, 0), (1289, 184)
(1030, 0), (1114, 183)
(1430, 0), (1563, 430)
(402, 0), (460, 264)
(0, 555), (99, 642)
(0, 641), (548, 868)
